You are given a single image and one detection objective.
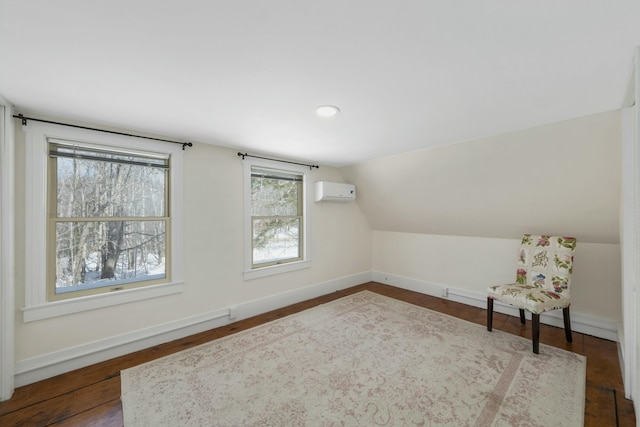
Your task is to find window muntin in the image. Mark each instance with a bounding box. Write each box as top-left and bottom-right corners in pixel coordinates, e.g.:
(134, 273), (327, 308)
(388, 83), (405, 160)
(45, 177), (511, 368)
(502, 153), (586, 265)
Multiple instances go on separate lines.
(250, 167), (303, 268)
(48, 140), (170, 300)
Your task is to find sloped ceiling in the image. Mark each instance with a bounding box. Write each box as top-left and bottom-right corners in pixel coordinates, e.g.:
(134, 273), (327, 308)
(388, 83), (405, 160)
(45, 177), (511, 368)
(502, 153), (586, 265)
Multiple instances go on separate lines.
(0, 1), (639, 166)
(340, 110), (622, 243)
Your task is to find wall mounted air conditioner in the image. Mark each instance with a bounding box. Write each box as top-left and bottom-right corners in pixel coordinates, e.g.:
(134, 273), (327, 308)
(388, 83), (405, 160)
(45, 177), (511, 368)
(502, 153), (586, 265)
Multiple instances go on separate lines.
(314, 181), (356, 202)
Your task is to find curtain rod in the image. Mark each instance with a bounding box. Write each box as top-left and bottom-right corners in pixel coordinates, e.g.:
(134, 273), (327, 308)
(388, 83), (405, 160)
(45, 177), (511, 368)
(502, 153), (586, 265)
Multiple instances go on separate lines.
(237, 152), (319, 170)
(13, 114), (193, 150)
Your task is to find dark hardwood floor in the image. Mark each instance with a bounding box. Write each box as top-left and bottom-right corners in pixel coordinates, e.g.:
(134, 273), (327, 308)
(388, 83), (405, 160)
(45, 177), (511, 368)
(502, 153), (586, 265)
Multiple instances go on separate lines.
(0, 282), (635, 426)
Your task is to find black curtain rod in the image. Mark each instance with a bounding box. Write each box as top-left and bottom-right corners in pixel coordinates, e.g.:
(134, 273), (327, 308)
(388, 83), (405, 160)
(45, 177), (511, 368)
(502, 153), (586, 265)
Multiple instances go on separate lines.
(13, 114), (193, 150)
(237, 152), (319, 170)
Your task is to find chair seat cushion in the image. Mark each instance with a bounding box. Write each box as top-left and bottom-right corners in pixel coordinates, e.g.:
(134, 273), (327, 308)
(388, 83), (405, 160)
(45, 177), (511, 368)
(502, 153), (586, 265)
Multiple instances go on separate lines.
(487, 283), (570, 314)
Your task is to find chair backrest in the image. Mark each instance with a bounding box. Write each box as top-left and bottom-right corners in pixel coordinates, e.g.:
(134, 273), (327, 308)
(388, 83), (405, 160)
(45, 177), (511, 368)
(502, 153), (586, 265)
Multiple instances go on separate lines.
(516, 235), (576, 296)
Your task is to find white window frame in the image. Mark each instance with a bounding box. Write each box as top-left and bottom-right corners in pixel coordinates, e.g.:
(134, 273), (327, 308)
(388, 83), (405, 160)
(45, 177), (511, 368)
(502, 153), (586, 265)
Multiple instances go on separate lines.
(243, 158), (311, 280)
(22, 122), (184, 322)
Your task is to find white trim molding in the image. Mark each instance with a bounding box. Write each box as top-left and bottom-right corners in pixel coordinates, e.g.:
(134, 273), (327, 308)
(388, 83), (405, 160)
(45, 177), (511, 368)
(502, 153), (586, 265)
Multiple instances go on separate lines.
(22, 282), (184, 323)
(16, 307), (230, 387)
(621, 105), (637, 401)
(15, 271), (372, 387)
(11, 268), (623, 387)
(0, 102), (16, 401)
(12, 268), (621, 388)
(373, 271), (619, 342)
(620, 46), (640, 405)
(242, 157), (313, 281)
(22, 121), (185, 321)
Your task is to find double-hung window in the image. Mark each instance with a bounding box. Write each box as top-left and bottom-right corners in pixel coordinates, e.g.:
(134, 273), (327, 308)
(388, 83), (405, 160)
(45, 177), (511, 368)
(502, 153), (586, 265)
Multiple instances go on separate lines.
(48, 141), (170, 300)
(243, 160), (311, 279)
(23, 122), (184, 321)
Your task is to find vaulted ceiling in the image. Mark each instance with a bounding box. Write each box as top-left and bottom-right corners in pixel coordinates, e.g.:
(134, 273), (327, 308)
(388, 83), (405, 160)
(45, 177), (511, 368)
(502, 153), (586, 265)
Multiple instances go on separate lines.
(1, 1), (639, 166)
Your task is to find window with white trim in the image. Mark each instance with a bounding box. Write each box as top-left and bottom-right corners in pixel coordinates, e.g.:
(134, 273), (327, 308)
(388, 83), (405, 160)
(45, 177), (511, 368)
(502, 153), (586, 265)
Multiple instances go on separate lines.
(243, 160), (311, 280)
(23, 122), (184, 321)
(48, 140), (170, 300)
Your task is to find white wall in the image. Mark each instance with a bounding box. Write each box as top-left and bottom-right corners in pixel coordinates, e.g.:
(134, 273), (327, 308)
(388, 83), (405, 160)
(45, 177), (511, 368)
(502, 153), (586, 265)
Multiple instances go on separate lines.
(341, 110), (622, 243)
(372, 232), (621, 324)
(341, 110), (623, 338)
(8, 108), (624, 386)
(12, 127), (372, 383)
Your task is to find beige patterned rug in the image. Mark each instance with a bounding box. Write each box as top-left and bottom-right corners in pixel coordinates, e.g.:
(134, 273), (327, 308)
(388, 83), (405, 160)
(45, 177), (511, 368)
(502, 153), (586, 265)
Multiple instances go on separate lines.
(120, 291), (585, 426)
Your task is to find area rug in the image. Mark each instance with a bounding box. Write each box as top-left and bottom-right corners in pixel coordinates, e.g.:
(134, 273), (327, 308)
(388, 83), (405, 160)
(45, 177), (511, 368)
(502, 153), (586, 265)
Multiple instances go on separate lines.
(120, 291), (586, 426)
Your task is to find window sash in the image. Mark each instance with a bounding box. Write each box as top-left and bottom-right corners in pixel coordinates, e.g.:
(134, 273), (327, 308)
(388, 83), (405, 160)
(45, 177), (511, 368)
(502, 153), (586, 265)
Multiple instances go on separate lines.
(49, 140), (169, 169)
(249, 166), (304, 269)
(251, 167), (303, 182)
(52, 152), (168, 219)
(47, 139), (171, 300)
(251, 215), (303, 268)
(48, 218), (170, 300)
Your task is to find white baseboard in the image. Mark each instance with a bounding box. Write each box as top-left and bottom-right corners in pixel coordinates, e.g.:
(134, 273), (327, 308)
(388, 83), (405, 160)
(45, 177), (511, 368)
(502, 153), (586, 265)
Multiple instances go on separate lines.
(232, 271), (372, 321)
(373, 271), (619, 342)
(15, 269), (617, 387)
(14, 271), (372, 387)
(372, 271), (447, 298)
(15, 308), (230, 387)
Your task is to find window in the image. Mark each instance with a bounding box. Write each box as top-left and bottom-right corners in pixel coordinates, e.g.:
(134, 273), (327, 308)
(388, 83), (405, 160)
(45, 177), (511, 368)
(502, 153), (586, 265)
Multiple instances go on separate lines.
(48, 140), (170, 300)
(23, 122), (183, 321)
(251, 167), (303, 267)
(243, 160), (311, 279)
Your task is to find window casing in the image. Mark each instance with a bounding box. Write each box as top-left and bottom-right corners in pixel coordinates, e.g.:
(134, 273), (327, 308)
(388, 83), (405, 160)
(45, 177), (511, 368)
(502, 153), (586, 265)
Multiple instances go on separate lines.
(23, 122), (184, 321)
(243, 159), (311, 280)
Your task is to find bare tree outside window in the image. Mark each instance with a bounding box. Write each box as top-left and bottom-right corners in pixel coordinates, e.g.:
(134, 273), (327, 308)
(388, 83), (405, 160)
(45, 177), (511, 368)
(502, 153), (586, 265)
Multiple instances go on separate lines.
(50, 142), (169, 297)
(251, 167), (303, 267)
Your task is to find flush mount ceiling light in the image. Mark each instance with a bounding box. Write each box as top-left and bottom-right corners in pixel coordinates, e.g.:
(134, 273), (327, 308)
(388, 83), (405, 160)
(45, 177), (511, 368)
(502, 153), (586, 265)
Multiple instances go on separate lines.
(315, 105), (340, 117)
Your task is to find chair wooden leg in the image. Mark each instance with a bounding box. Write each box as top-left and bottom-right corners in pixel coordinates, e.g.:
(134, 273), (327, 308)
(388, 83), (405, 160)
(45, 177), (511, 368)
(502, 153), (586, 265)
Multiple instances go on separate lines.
(532, 313), (540, 354)
(519, 309), (526, 324)
(487, 298), (493, 332)
(563, 306), (573, 343)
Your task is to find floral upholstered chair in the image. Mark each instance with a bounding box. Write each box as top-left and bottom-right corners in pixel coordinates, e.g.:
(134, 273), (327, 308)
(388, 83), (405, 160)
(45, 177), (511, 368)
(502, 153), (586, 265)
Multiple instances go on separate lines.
(487, 234), (577, 354)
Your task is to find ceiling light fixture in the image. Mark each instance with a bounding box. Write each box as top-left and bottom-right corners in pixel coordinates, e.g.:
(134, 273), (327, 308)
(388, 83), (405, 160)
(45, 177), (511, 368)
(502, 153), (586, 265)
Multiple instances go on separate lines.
(315, 105), (340, 117)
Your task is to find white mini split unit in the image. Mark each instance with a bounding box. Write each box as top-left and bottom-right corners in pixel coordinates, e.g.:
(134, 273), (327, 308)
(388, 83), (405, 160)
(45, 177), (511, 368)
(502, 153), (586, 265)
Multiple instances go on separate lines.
(314, 181), (356, 202)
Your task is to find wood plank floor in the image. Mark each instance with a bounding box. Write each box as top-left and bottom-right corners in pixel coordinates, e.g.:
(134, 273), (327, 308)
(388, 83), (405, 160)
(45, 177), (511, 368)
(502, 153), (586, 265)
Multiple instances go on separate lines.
(0, 282), (635, 426)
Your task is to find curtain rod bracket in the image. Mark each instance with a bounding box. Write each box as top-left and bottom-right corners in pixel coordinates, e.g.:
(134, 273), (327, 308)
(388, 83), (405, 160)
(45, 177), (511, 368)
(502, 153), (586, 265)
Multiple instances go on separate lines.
(237, 152), (318, 169)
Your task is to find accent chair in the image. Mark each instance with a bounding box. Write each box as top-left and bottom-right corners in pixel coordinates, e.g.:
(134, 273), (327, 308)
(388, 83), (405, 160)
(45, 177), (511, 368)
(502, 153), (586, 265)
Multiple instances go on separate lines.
(486, 234), (577, 354)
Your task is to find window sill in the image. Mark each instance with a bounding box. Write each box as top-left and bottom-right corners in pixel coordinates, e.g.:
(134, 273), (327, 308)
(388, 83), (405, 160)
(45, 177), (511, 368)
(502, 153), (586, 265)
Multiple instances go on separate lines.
(21, 281), (184, 322)
(243, 260), (311, 281)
